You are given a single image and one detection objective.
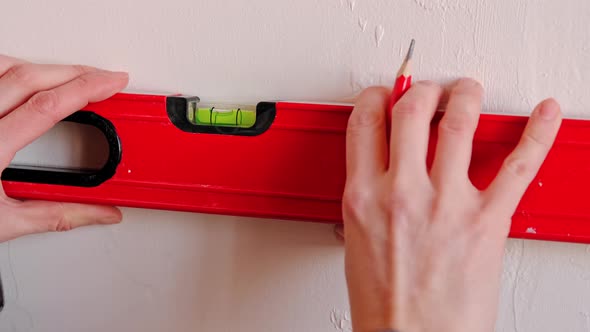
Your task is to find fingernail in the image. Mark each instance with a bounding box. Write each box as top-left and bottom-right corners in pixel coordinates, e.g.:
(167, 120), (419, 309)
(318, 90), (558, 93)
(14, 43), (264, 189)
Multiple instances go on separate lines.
(538, 99), (559, 120)
(455, 77), (483, 89)
(111, 71), (129, 79)
(97, 208), (123, 224)
(100, 70), (128, 78)
(106, 212), (123, 224)
(96, 70), (128, 80)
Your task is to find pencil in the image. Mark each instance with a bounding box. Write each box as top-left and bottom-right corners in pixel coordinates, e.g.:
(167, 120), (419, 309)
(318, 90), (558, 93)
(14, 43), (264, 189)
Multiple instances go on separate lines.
(387, 39), (415, 120)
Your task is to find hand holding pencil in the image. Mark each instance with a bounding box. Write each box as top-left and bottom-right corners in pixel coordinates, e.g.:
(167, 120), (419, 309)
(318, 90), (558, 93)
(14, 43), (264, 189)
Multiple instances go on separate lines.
(339, 40), (562, 332)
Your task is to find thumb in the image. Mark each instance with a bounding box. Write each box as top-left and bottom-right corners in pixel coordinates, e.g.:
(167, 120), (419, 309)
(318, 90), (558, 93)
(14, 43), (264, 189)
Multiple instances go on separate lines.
(1, 201), (122, 242)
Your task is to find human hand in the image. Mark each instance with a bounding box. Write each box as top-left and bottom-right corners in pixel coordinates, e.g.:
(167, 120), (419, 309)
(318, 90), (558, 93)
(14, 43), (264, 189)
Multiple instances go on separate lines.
(0, 55), (128, 243)
(339, 79), (562, 332)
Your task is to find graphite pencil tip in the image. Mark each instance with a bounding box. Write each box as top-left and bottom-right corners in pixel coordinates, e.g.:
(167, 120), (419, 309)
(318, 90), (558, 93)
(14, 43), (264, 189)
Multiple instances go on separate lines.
(405, 39), (415, 61)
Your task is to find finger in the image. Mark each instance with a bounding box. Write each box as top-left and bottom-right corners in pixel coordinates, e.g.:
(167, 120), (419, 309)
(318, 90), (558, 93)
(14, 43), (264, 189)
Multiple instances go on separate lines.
(0, 70), (128, 168)
(436, 86), (451, 111)
(389, 80), (443, 174)
(0, 201), (122, 242)
(0, 54), (27, 76)
(0, 63), (99, 118)
(389, 81), (443, 174)
(430, 78), (484, 188)
(346, 87), (389, 180)
(484, 98), (562, 219)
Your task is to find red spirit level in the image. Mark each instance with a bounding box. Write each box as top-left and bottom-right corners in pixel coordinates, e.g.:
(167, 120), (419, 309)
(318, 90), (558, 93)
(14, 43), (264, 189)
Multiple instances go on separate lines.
(3, 93), (590, 244)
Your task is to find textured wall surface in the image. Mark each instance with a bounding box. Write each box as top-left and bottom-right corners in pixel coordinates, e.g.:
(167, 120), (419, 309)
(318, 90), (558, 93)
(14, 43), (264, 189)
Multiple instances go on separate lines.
(2, 0), (590, 331)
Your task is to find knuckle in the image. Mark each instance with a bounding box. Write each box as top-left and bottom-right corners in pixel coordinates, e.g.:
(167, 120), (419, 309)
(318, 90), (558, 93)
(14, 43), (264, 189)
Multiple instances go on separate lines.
(523, 131), (552, 150)
(386, 192), (410, 213)
(4, 64), (35, 85)
(502, 155), (536, 180)
(48, 203), (72, 232)
(382, 183), (413, 215)
(348, 106), (385, 131)
(72, 74), (91, 89)
(439, 111), (476, 136)
(430, 198), (451, 223)
(342, 186), (374, 221)
(71, 64), (92, 76)
(28, 90), (60, 120)
(392, 98), (421, 116)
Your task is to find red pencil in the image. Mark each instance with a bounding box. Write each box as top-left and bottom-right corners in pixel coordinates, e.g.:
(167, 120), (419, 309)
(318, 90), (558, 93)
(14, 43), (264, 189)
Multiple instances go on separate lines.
(387, 39), (415, 121)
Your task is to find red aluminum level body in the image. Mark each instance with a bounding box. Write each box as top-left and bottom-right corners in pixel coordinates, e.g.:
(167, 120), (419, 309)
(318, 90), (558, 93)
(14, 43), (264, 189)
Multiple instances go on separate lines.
(3, 93), (590, 244)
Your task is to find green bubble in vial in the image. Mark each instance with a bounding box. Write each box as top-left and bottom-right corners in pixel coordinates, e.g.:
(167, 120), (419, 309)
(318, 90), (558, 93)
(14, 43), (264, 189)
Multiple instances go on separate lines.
(191, 108), (257, 128)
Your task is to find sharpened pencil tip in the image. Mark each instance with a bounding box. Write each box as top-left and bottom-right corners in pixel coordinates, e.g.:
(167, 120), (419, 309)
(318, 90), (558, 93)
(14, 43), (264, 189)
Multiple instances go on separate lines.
(405, 39), (415, 61)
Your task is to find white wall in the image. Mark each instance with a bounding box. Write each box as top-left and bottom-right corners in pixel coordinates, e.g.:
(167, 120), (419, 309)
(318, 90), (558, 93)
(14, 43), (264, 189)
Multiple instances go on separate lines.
(2, 0), (590, 331)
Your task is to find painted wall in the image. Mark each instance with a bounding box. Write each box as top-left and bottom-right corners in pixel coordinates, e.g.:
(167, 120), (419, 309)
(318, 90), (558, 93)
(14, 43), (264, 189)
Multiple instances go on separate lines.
(1, 0), (590, 330)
